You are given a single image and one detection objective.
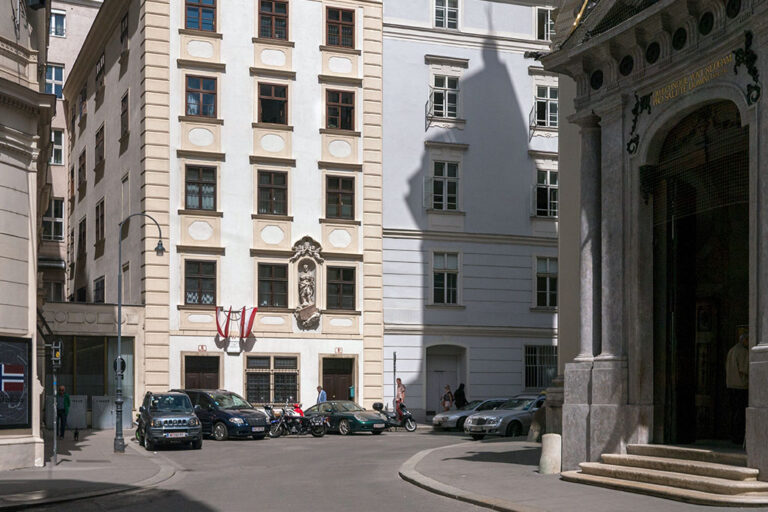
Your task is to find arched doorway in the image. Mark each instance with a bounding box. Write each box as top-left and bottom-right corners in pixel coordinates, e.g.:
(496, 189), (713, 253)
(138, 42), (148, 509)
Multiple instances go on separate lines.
(425, 344), (466, 416)
(647, 101), (749, 444)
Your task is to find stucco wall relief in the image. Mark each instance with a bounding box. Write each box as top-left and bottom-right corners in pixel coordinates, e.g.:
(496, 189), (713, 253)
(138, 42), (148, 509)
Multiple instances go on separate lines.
(187, 40), (214, 59)
(260, 225), (285, 245)
(260, 49), (286, 67)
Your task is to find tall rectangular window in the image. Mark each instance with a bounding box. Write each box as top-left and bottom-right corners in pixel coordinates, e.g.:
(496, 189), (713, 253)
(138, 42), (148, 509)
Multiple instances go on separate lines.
(326, 8), (354, 48)
(50, 130), (63, 165)
(431, 75), (458, 118)
(259, 1), (288, 40)
(185, 260), (216, 305)
(257, 171), (287, 215)
(536, 8), (555, 41)
(93, 277), (105, 304)
(120, 12), (129, 43)
(258, 84), (287, 124)
(50, 11), (66, 37)
(95, 53), (105, 86)
(326, 90), (354, 130)
(45, 65), (64, 99)
(326, 176), (354, 219)
(258, 264), (288, 308)
(525, 345), (557, 389)
(245, 355), (298, 404)
(185, 166), (216, 211)
(42, 198), (64, 241)
(44, 281), (64, 303)
(185, 0), (216, 31)
(78, 218), (87, 254)
(121, 92), (129, 138)
(78, 151), (86, 185)
(79, 86), (87, 117)
(327, 267), (355, 310)
(433, 252), (459, 304)
(95, 199), (105, 242)
(536, 257), (558, 308)
(536, 169), (558, 217)
(435, 0), (458, 29)
(186, 76), (216, 117)
(535, 86), (558, 127)
(432, 161), (458, 210)
(95, 125), (105, 165)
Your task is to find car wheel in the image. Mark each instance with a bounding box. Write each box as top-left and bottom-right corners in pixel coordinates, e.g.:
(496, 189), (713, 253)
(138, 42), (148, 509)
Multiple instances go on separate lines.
(471, 434), (485, 441)
(252, 435), (266, 440)
(372, 430), (383, 435)
(213, 422), (228, 441)
(338, 419), (351, 436)
(506, 421), (522, 437)
(191, 439), (202, 450)
(144, 434), (155, 451)
(404, 418), (417, 432)
(456, 417), (466, 431)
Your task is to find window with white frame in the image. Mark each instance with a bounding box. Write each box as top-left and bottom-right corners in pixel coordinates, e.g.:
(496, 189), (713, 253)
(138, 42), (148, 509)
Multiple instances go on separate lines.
(524, 345), (557, 389)
(536, 8), (555, 41)
(93, 276), (105, 304)
(245, 355), (299, 405)
(433, 252), (459, 304)
(45, 65), (64, 99)
(535, 257), (557, 308)
(43, 281), (64, 303)
(50, 130), (63, 165)
(536, 169), (558, 217)
(431, 161), (458, 211)
(42, 198), (64, 241)
(431, 75), (458, 118)
(435, 0), (458, 29)
(535, 85), (558, 127)
(50, 10), (66, 37)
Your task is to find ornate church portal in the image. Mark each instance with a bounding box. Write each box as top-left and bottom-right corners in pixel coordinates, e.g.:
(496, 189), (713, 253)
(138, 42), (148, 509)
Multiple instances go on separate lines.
(647, 102), (749, 444)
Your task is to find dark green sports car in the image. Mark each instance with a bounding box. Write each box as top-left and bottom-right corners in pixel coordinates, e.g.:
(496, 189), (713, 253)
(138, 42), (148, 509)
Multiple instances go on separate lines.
(304, 400), (388, 435)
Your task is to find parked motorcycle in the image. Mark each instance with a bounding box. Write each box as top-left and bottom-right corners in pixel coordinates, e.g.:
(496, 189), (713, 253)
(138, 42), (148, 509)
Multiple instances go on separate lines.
(264, 402), (327, 438)
(373, 401), (417, 432)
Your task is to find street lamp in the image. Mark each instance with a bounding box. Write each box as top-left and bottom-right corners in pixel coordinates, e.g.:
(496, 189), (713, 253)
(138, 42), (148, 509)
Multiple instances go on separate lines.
(115, 213), (165, 453)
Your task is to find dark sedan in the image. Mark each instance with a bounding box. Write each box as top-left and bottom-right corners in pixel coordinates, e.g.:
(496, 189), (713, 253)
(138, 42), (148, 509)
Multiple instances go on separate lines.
(304, 400), (388, 435)
(172, 389), (268, 441)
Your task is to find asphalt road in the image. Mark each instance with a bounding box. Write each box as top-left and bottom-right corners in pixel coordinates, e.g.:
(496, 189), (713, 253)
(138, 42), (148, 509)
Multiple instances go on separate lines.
(32, 429), (487, 512)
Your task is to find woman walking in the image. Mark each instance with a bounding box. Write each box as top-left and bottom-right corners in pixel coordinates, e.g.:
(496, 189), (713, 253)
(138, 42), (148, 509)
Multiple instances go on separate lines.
(441, 385), (454, 411)
(454, 383), (467, 409)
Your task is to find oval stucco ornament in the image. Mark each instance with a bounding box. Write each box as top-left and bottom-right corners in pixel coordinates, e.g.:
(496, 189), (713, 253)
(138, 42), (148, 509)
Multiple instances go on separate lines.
(188, 220), (214, 241)
(328, 139), (352, 158)
(328, 56), (353, 74)
(261, 134), (286, 153)
(328, 229), (352, 248)
(188, 127), (214, 147)
(261, 225), (285, 245)
(187, 40), (214, 59)
(261, 49), (286, 67)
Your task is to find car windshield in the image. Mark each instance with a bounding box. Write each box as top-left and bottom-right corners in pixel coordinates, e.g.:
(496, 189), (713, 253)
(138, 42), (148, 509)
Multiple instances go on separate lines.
(335, 401), (365, 412)
(150, 394), (193, 413)
(458, 400), (482, 411)
(498, 398), (535, 410)
(212, 392), (252, 410)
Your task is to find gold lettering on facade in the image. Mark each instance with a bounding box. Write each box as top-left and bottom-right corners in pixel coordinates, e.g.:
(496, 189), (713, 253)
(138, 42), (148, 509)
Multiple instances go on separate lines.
(651, 54), (734, 106)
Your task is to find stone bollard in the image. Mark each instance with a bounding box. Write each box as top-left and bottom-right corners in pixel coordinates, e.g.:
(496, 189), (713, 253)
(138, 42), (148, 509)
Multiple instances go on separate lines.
(539, 433), (562, 474)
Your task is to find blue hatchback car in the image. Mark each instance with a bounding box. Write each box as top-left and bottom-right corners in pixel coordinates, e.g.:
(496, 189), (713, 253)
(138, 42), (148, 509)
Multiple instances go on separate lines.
(173, 389), (268, 441)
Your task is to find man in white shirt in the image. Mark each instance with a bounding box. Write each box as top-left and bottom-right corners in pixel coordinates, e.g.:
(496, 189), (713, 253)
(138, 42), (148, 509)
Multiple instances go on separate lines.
(726, 333), (749, 444)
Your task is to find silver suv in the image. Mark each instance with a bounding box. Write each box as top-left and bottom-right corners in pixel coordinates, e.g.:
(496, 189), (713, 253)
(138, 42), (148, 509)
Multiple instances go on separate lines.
(136, 391), (202, 450)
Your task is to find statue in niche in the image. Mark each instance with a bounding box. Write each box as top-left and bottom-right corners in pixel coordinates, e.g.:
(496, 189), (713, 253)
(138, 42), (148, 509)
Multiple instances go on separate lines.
(298, 261), (316, 307)
(291, 236), (323, 330)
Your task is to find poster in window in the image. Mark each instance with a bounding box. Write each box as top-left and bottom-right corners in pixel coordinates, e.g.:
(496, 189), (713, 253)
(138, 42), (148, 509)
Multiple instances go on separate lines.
(0, 337), (32, 429)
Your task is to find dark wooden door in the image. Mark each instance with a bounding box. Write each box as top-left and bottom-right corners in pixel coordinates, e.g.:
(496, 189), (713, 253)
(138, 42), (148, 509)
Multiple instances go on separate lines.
(185, 356), (219, 389)
(322, 358), (354, 401)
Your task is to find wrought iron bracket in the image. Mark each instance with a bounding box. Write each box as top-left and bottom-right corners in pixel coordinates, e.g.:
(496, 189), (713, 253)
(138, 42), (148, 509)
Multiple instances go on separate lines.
(733, 31), (761, 105)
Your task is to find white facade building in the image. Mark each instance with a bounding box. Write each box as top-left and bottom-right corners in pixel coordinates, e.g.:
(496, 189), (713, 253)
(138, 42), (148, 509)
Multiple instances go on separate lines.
(382, 0), (559, 420)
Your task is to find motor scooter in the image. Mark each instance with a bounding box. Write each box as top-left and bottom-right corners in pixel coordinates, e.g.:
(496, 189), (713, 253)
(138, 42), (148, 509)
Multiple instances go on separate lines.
(373, 401), (417, 432)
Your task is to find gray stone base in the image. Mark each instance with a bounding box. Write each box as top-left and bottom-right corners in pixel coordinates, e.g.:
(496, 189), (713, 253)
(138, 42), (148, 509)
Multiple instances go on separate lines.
(747, 407), (768, 481)
(563, 403), (590, 470)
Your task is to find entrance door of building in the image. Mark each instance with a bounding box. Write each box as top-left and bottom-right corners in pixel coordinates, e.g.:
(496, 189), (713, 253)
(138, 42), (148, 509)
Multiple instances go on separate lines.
(426, 354), (459, 415)
(322, 358), (354, 400)
(650, 101), (749, 444)
(184, 355), (220, 389)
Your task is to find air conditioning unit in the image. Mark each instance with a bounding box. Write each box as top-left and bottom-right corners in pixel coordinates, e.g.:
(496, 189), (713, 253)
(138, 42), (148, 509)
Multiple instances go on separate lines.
(28, 0), (46, 10)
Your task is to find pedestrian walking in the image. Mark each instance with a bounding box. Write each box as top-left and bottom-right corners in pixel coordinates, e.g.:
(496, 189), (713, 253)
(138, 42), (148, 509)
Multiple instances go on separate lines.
(56, 385), (70, 439)
(396, 378), (406, 419)
(726, 332), (749, 445)
(316, 385), (327, 404)
(454, 383), (467, 409)
(441, 385), (454, 411)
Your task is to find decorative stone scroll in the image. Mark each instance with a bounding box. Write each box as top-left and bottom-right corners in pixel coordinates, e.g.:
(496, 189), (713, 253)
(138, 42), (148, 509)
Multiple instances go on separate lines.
(733, 31), (761, 106)
(626, 92), (652, 154)
(291, 236), (323, 330)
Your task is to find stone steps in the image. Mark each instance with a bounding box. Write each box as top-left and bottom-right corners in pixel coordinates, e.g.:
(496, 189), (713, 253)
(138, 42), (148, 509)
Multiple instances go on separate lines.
(626, 444), (748, 467)
(600, 453), (759, 481)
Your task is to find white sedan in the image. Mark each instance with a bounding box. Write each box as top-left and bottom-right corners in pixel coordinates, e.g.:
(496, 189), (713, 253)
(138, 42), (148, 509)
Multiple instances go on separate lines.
(432, 398), (508, 431)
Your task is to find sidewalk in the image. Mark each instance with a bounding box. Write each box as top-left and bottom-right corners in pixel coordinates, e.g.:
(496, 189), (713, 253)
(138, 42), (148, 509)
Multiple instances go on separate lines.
(400, 437), (761, 512)
(0, 428), (175, 510)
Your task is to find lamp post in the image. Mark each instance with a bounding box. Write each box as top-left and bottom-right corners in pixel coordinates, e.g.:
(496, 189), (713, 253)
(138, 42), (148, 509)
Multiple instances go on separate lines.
(115, 213), (165, 453)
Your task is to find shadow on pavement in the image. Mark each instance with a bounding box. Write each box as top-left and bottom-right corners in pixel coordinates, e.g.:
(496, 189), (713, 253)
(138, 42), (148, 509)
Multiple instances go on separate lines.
(442, 446), (541, 466)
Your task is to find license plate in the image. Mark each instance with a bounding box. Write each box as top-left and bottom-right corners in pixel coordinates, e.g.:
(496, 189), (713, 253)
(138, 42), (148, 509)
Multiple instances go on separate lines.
(165, 432), (186, 438)
(374, 423), (385, 428)
(470, 426), (483, 432)
(252, 427), (264, 432)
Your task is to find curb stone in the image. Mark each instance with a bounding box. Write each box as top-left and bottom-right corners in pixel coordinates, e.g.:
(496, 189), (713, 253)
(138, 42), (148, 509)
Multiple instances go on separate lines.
(398, 440), (547, 512)
(0, 439), (177, 510)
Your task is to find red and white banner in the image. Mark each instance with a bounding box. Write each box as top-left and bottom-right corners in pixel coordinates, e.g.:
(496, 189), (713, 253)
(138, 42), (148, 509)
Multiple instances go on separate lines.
(215, 307), (232, 338)
(216, 306), (258, 340)
(239, 306), (258, 340)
